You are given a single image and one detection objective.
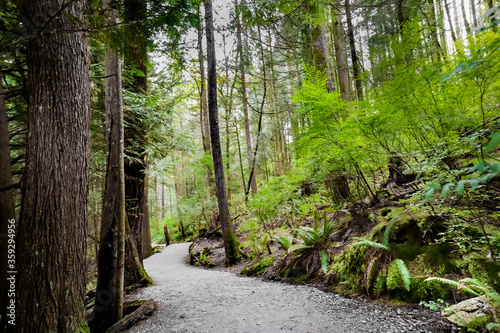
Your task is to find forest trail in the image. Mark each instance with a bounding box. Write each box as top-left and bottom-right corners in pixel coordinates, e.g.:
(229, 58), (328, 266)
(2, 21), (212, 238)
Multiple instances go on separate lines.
(125, 243), (450, 333)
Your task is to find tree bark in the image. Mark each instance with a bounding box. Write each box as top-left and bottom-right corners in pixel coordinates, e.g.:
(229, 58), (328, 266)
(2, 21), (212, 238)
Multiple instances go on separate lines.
(470, 0), (477, 28)
(444, 0), (457, 42)
(205, 0), (239, 266)
(309, 0), (334, 92)
(331, 0), (350, 100)
(345, 0), (363, 100)
(235, 0), (258, 196)
(16, 0), (90, 331)
(123, 0), (151, 282)
(0, 67), (16, 333)
(94, 3), (126, 328)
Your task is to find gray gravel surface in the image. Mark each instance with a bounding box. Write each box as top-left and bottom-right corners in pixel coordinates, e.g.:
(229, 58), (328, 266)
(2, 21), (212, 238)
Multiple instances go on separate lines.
(125, 243), (455, 333)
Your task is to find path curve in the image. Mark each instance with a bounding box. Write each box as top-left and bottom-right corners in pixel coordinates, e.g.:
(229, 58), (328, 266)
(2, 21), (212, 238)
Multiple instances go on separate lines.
(126, 243), (451, 333)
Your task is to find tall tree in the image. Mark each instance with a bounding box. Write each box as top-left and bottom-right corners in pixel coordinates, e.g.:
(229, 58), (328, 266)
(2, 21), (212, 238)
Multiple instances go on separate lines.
(345, 0), (363, 100)
(205, 0), (239, 266)
(235, 0), (258, 195)
(16, 0), (90, 331)
(309, 0), (334, 92)
(331, 0), (350, 100)
(123, 0), (153, 283)
(0, 67), (15, 333)
(94, 0), (126, 330)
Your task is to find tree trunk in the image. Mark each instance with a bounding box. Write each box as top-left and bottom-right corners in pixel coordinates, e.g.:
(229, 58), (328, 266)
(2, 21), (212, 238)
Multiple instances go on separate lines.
(197, 20), (215, 193)
(205, 0), (239, 266)
(94, 3), (126, 328)
(460, 0), (471, 33)
(16, 1), (90, 331)
(309, 0), (334, 92)
(142, 174), (153, 258)
(331, 0), (350, 100)
(470, 0), (478, 28)
(0, 67), (15, 333)
(345, 0), (363, 100)
(161, 182), (165, 220)
(154, 175), (159, 232)
(123, 0), (151, 283)
(444, 0), (457, 42)
(235, 0), (257, 196)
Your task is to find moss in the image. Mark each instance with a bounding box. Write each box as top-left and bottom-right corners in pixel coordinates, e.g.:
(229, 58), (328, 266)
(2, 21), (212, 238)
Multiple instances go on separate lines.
(241, 256), (274, 276)
(79, 322), (90, 333)
(393, 240), (424, 261)
(423, 244), (458, 275)
(224, 228), (242, 267)
(330, 244), (366, 294)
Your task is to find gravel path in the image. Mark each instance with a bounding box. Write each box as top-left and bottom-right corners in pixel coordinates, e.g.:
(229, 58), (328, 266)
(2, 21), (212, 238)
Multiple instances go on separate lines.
(125, 243), (453, 333)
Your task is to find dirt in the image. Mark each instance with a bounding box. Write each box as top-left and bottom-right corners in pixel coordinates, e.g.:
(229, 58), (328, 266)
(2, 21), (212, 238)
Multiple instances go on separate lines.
(125, 243), (457, 333)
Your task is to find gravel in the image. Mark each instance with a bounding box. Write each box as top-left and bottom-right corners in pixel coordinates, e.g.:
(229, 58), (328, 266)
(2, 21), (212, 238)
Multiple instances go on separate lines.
(125, 243), (456, 333)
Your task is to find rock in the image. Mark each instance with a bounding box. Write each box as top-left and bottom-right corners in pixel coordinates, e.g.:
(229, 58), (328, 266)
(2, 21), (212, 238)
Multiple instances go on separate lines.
(442, 296), (493, 329)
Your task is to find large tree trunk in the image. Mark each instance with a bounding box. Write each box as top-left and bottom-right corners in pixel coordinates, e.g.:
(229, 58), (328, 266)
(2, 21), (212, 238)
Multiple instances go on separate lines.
(205, 0), (239, 266)
(123, 0), (152, 282)
(94, 2), (126, 330)
(235, 0), (258, 196)
(345, 0), (363, 100)
(16, 1), (90, 331)
(331, 0), (350, 100)
(0, 67), (16, 333)
(197, 20), (215, 193)
(309, 0), (334, 92)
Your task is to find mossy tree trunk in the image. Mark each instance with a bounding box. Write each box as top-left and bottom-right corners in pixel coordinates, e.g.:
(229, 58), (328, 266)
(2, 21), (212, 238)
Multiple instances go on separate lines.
(94, 1), (125, 330)
(204, 0), (240, 266)
(16, 0), (90, 330)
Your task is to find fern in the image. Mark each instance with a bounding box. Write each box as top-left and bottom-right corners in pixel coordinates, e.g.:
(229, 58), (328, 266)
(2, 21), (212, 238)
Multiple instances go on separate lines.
(374, 272), (386, 295)
(387, 259), (411, 291)
(321, 250), (328, 274)
(351, 237), (390, 251)
(424, 277), (480, 296)
(382, 218), (397, 248)
(274, 235), (293, 252)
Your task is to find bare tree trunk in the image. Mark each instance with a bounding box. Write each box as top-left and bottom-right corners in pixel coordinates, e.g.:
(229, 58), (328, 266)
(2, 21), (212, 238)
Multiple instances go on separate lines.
(444, 0), (458, 42)
(345, 0), (363, 100)
(235, 0), (257, 196)
(197, 19), (215, 193)
(161, 182), (165, 220)
(17, 1), (90, 331)
(205, 0), (239, 266)
(142, 174), (153, 258)
(154, 175), (159, 231)
(461, 0), (471, 33)
(0, 67), (15, 333)
(331, 0), (350, 100)
(94, 2), (126, 328)
(470, 0), (478, 28)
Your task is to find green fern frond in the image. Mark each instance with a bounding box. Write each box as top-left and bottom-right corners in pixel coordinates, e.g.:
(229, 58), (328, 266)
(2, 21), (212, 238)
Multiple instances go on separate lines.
(394, 259), (411, 291)
(321, 250), (328, 274)
(374, 272), (386, 295)
(351, 237), (389, 251)
(425, 277), (480, 296)
(382, 217), (397, 247)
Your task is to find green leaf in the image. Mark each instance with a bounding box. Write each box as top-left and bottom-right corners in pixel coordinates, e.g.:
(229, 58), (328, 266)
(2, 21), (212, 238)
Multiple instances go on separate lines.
(351, 237), (389, 251)
(387, 259), (411, 291)
(428, 183), (441, 190)
(469, 179), (479, 190)
(487, 323), (500, 331)
(456, 180), (466, 195)
(321, 250), (328, 275)
(425, 188), (435, 201)
(469, 161), (486, 173)
(441, 183), (454, 196)
(486, 132), (500, 152)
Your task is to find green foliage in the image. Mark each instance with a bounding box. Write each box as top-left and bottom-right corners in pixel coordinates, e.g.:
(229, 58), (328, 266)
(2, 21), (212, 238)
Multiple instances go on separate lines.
(424, 277), (480, 297)
(274, 235), (293, 253)
(240, 256), (274, 276)
(419, 298), (449, 311)
(387, 259), (411, 292)
(351, 238), (389, 251)
(295, 213), (336, 257)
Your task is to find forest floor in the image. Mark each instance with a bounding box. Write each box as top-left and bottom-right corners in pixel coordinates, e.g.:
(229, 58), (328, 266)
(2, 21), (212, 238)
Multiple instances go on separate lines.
(125, 243), (456, 333)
